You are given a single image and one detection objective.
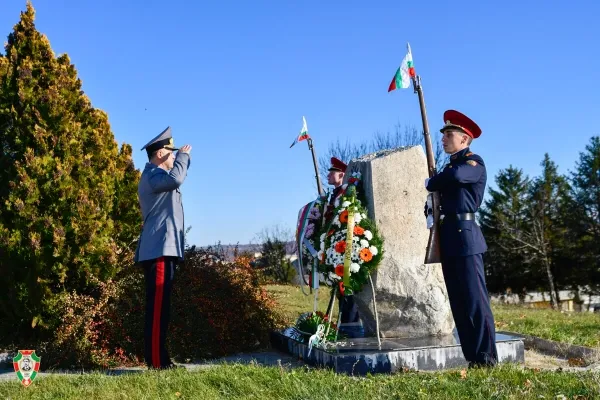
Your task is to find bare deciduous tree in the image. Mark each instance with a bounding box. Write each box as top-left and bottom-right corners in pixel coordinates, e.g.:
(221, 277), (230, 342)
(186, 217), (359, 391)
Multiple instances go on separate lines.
(317, 123), (447, 191)
(253, 224), (296, 283)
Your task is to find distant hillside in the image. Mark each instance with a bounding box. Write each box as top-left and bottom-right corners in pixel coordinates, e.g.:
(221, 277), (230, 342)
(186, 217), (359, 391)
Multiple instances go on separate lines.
(197, 241), (297, 261)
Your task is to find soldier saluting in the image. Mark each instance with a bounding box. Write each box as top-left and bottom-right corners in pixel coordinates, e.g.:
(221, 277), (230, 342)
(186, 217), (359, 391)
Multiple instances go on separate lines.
(136, 127), (192, 370)
(425, 110), (498, 368)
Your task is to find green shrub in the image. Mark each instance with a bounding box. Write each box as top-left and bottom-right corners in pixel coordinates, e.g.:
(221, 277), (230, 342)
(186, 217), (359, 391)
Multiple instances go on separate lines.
(168, 247), (284, 361)
(0, 2), (140, 342)
(29, 247), (283, 370)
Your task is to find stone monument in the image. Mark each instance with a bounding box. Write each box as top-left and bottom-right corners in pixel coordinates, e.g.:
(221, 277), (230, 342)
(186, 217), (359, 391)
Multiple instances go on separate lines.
(271, 145), (525, 374)
(345, 146), (454, 338)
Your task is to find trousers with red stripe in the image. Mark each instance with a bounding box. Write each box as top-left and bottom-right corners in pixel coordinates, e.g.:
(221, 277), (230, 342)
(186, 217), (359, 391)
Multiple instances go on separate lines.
(143, 256), (177, 369)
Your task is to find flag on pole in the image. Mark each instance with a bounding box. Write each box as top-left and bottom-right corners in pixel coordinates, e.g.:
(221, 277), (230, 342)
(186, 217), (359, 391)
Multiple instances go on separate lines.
(388, 43), (416, 92)
(289, 116), (310, 148)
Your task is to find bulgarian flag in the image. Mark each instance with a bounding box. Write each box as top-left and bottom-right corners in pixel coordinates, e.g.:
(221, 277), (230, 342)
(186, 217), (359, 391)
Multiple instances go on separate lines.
(289, 116), (310, 148)
(388, 43), (416, 92)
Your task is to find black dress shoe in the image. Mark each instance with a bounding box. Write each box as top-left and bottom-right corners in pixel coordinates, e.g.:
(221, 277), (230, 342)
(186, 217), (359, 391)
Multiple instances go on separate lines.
(148, 362), (185, 370)
(468, 361), (496, 369)
(160, 363), (185, 370)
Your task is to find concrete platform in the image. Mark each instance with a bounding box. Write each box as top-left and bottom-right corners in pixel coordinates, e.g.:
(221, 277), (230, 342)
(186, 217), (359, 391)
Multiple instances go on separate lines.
(271, 327), (525, 375)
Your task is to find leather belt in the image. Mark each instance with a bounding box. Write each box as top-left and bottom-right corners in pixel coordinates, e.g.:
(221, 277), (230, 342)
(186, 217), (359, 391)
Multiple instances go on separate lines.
(441, 212), (475, 222)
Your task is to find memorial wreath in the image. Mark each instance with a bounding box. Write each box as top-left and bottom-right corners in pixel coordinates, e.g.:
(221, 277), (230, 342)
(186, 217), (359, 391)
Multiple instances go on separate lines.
(316, 172), (384, 296)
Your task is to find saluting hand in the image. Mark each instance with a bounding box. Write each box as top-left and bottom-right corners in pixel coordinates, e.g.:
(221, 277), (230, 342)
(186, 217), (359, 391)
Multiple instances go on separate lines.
(179, 145), (192, 154)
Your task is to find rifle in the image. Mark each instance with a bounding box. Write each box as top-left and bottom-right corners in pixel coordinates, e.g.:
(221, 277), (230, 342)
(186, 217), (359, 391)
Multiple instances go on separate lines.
(411, 74), (441, 264)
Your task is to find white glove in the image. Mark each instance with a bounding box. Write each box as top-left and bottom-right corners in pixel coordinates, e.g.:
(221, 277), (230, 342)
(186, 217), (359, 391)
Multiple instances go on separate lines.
(426, 194), (434, 229)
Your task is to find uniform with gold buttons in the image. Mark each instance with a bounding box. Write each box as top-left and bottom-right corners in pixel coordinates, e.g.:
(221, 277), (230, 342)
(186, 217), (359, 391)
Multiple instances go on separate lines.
(426, 110), (498, 368)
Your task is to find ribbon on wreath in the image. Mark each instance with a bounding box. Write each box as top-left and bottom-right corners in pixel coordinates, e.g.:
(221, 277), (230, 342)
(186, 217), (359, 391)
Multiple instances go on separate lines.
(342, 189), (356, 292)
(296, 201), (315, 264)
(296, 199), (320, 289)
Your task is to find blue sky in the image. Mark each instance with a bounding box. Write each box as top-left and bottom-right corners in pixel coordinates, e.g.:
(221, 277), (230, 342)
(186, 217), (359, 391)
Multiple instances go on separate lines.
(1, 0), (599, 246)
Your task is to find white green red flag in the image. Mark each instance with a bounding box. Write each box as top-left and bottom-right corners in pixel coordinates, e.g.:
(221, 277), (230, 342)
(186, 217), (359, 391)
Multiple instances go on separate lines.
(289, 116), (310, 148)
(388, 43), (416, 92)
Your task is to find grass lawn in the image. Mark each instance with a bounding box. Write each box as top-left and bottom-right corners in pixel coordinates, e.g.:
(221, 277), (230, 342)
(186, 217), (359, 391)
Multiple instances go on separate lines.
(265, 284), (338, 325)
(266, 283), (600, 349)
(1, 364), (599, 400)
(493, 304), (600, 348)
(2, 283), (599, 398)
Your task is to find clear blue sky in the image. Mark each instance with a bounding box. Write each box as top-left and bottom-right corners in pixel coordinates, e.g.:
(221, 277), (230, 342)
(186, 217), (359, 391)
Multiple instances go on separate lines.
(1, 0), (599, 247)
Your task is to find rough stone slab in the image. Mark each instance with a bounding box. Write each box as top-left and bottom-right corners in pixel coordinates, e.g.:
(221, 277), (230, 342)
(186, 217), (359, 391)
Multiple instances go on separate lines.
(499, 330), (600, 364)
(344, 146), (454, 337)
(271, 329), (524, 375)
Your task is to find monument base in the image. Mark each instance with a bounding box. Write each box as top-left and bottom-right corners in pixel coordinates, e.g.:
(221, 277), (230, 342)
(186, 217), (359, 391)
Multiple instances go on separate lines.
(270, 328), (524, 375)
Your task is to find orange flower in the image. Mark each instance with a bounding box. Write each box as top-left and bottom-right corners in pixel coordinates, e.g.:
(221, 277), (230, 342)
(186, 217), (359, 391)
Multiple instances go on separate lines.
(359, 248), (373, 262)
(354, 226), (365, 235)
(339, 210), (348, 223)
(335, 264), (344, 277)
(327, 229), (335, 237)
(335, 240), (346, 254)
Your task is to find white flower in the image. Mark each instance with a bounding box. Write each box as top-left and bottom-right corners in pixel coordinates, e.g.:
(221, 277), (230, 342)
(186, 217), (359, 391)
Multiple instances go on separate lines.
(334, 199), (340, 208)
(353, 236), (359, 242)
(319, 273), (326, 283)
(320, 233), (326, 242)
(329, 272), (339, 281)
(364, 230), (373, 240)
(362, 213), (367, 219)
(326, 279), (332, 285)
(354, 214), (362, 224)
(342, 201), (351, 208)
(317, 250), (324, 260)
(342, 184), (348, 190)
(350, 262), (360, 273)
(369, 246), (378, 256)
(360, 239), (369, 248)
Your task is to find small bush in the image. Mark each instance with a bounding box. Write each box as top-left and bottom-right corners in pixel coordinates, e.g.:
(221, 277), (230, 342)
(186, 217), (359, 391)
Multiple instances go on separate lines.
(38, 270), (145, 370)
(30, 247), (283, 370)
(168, 246), (284, 361)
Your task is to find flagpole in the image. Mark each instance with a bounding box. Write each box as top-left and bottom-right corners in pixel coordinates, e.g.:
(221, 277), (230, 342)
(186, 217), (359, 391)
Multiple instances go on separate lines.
(410, 72), (442, 264)
(306, 137), (323, 297)
(307, 138), (324, 197)
(291, 117), (324, 296)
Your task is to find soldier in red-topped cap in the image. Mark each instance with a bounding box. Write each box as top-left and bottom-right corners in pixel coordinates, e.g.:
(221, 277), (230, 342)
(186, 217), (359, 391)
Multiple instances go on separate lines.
(326, 157), (347, 210)
(425, 110), (498, 368)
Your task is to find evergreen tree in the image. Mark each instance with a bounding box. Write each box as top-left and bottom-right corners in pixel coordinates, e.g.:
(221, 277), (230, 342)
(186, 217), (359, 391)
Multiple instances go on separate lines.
(0, 2), (139, 339)
(481, 156), (572, 309)
(515, 155), (571, 308)
(530, 154), (571, 307)
(569, 136), (600, 301)
(479, 166), (532, 295)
